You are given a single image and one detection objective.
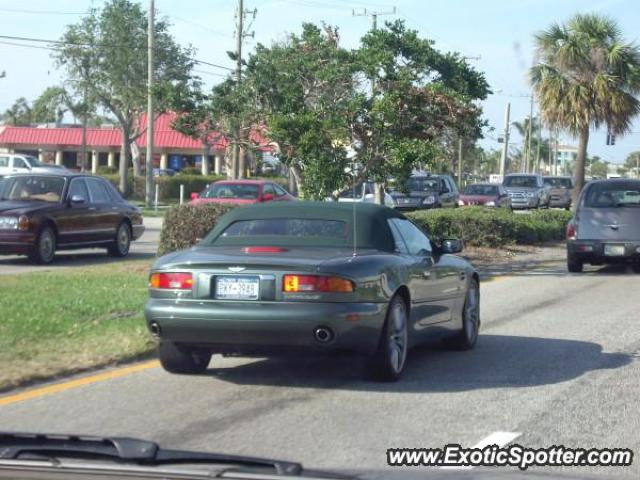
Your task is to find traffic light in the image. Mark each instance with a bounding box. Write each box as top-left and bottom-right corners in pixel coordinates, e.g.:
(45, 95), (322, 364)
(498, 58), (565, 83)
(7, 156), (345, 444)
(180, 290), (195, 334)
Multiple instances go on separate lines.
(606, 133), (616, 145)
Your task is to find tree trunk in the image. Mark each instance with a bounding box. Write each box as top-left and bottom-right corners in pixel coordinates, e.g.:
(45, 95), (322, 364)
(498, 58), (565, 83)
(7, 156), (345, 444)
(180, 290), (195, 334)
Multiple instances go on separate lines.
(131, 142), (142, 177)
(238, 147), (246, 179)
(290, 164), (303, 198)
(119, 137), (130, 196)
(374, 182), (384, 205)
(202, 144), (210, 175)
(572, 126), (589, 208)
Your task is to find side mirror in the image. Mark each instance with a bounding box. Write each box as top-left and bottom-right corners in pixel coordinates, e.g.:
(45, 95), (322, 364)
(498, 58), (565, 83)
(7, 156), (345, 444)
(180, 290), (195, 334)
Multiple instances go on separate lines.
(70, 195), (86, 205)
(262, 193), (274, 202)
(190, 192), (199, 200)
(441, 238), (463, 254)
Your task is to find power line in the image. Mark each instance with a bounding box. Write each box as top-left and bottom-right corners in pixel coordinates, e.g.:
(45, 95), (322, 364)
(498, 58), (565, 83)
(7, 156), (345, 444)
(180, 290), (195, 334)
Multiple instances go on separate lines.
(0, 34), (235, 71)
(161, 11), (231, 38)
(0, 7), (89, 15)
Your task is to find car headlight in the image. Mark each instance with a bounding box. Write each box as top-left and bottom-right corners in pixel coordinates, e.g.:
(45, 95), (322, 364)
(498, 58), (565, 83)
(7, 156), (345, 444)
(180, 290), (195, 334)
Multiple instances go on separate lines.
(422, 195), (436, 205)
(0, 216), (19, 230)
(457, 199), (465, 206)
(485, 201), (496, 207)
(526, 192), (536, 198)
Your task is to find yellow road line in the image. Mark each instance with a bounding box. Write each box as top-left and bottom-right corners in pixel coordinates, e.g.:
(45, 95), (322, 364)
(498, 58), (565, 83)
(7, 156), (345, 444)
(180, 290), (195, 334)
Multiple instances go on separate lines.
(0, 360), (159, 407)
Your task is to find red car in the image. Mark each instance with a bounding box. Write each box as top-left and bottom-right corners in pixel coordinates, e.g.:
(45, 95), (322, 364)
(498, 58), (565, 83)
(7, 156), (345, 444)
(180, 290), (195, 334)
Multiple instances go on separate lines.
(189, 180), (295, 206)
(458, 183), (512, 208)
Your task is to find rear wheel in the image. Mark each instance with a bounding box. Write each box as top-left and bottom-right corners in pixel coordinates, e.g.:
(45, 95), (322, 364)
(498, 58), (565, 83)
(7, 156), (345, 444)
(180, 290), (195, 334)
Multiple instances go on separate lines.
(107, 222), (131, 257)
(367, 296), (408, 382)
(444, 278), (480, 350)
(567, 254), (584, 273)
(158, 341), (211, 374)
(29, 226), (56, 264)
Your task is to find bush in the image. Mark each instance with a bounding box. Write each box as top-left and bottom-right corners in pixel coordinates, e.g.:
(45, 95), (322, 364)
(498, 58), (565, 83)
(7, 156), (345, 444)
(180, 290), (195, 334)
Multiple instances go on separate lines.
(406, 208), (572, 248)
(178, 167), (201, 176)
(158, 203), (236, 256)
(96, 166), (118, 175)
(100, 174), (224, 202)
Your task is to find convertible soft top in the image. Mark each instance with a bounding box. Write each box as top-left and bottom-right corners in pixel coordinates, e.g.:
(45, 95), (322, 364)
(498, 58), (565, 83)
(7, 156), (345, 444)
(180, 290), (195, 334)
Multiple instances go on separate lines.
(203, 201), (407, 252)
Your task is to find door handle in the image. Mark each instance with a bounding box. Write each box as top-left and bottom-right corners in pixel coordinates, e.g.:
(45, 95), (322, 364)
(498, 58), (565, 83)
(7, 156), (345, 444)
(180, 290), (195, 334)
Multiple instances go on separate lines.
(459, 272), (466, 281)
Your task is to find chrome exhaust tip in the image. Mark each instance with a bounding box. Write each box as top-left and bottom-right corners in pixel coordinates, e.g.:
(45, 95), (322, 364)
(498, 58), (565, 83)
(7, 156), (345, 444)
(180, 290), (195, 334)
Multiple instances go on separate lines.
(149, 321), (161, 337)
(313, 326), (334, 343)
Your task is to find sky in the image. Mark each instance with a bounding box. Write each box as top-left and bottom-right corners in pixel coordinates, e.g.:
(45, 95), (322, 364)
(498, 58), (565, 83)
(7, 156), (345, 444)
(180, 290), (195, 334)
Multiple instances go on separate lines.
(1, 0), (640, 164)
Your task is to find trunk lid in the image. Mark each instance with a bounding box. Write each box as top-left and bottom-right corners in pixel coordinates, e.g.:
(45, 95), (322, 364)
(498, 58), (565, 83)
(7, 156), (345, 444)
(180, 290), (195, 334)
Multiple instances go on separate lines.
(577, 207), (640, 241)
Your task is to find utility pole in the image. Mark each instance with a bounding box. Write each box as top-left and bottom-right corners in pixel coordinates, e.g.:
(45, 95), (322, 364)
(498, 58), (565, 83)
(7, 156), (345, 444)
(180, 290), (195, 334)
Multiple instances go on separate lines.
(524, 94), (533, 173)
(232, 0), (256, 180)
(81, 84), (88, 172)
(457, 137), (463, 188)
(535, 118), (541, 174)
(499, 102), (510, 178)
(353, 6), (396, 204)
(547, 127), (553, 176)
(145, 0), (155, 207)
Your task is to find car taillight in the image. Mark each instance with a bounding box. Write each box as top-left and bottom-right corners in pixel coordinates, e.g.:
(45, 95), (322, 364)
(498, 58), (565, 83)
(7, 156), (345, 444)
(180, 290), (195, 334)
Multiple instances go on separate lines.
(566, 223), (577, 240)
(243, 246), (288, 254)
(283, 275), (354, 293)
(149, 272), (193, 290)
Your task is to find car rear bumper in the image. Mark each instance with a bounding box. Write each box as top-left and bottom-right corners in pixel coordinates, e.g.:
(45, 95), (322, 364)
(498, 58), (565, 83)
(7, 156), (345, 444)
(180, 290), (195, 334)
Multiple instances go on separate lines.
(132, 224), (145, 240)
(0, 231), (36, 255)
(145, 299), (387, 355)
(509, 198), (539, 209)
(568, 240), (640, 263)
(549, 198), (571, 208)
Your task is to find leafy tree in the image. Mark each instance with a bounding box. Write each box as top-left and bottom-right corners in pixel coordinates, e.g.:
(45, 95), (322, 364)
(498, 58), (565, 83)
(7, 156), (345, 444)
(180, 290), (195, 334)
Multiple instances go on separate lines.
(54, 0), (195, 194)
(624, 151), (640, 177)
(531, 13), (640, 206)
(1, 97), (32, 125)
(589, 158), (609, 178)
(31, 87), (69, 124)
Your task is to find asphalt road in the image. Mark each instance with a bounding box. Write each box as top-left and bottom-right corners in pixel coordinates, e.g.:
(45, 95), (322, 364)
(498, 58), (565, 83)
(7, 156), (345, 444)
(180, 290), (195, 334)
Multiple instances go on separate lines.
(0, 217), (162, 275)
(0, 258), (639, 478)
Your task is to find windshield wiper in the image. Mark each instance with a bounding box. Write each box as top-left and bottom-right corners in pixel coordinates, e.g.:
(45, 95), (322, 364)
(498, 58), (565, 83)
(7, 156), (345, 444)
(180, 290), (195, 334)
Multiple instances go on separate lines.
(0, 432), (303, 476)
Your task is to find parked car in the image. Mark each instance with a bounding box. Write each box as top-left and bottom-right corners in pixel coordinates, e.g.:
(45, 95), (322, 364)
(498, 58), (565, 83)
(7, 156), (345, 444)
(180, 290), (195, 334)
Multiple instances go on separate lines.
(503, 173), (551, 209)
(0, 153), (67, 177)
(458, 183), (512, 208)
(543, 176), (574, 209)
(0, 173), (144, 264)
(153, 168), (176, 177)
(336, 181), (395, 208)
(145, 202), (479, 382)
(389, 174), (459, 210)
(566, 179), (640, 273)
(189, 180), (295, 206)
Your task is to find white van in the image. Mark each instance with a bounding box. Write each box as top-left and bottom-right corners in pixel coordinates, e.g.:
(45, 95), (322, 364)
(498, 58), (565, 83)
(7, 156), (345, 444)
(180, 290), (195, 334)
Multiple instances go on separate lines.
(0, 153), (66, 176)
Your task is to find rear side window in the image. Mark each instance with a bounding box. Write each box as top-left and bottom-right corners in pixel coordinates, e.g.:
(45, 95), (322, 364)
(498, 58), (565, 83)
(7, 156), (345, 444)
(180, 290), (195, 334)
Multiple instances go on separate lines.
(274, 185), (287, 196)
(103, 180), (125, 203)
(0, 156), (8, 168)
(85, 178), (111, 203)
(13, 158), (28, 169)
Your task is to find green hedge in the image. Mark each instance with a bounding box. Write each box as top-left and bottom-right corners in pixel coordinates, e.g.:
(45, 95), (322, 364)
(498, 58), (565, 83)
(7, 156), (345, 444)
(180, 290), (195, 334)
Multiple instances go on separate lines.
(157, 204), (571, 257)
(158, 204), (235, 256)
(406, 208), (572, 248)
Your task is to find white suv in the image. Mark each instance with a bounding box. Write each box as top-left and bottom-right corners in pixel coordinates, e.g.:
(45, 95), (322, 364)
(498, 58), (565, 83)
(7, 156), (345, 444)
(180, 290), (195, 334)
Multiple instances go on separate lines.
(0, 153), (67, 177)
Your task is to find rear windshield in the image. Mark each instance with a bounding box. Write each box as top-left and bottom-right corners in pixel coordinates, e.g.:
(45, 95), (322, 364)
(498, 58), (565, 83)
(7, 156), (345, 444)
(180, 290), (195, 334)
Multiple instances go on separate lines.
(0, 175), (65, 203)
(203, 183), (259, 199)
(216, 218), (347, 241)
(407, 177), (440, 192)
(504, 176), (538, 188)
(584, 182), (640, 207)
(464, 184), (498, 195)
(543, 177), (573, 188)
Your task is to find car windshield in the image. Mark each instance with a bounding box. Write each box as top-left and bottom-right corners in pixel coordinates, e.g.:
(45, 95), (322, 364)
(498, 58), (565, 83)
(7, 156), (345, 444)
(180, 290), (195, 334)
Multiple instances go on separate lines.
(23, 155), (45, 167)
(0, 176), (65, 202)
(464, 184), (498, 195)
(585, 182), (640, 207)
(544, 177), (573, 189)
(217, 218), (347, 240)
(203, 183), (259, 199)
(504, 176), (538, 188)
(407, 177), (439, 192)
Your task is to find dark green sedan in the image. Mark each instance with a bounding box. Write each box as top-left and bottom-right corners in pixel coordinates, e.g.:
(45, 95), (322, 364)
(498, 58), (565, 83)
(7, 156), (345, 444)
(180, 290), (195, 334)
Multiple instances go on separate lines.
(145, 202), (480, 381)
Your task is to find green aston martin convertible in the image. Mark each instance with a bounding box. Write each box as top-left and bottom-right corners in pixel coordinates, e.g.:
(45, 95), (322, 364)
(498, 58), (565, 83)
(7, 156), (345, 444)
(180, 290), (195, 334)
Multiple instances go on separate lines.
(145, 202), (480, 381)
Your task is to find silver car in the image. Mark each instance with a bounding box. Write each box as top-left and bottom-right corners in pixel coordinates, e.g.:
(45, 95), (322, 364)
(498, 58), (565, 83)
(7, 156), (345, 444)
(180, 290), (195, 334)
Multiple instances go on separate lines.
(503, 174), (551, 209)
(566, 179), (640, 272)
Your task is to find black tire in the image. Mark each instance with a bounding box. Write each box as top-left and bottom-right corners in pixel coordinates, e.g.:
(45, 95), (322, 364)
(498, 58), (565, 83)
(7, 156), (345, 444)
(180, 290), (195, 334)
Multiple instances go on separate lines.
(567, 254), (584, 273)
(107, 222), (131, 257)
(158, 341), (211, 374)
(631, 264), (640, 274)
(367, 296), (409, 382)
(29, 225), (56, 264)
(444, 278), (480, 350)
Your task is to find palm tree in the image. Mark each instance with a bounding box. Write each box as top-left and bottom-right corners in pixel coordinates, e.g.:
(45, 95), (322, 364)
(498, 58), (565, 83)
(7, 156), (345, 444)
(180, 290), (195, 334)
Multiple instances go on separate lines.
(531, 14), (640, 204)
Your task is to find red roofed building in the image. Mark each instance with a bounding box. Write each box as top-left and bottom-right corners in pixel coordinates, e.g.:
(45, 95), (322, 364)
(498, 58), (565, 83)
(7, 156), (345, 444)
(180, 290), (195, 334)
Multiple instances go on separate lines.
(0, 112), (271, 174)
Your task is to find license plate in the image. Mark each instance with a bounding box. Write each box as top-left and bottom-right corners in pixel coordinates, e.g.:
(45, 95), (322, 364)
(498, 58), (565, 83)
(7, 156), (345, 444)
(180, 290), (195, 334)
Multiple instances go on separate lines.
(604, 244), (625, 256)
(401, 198), (412, 204)
(214, 276), (259, 300)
